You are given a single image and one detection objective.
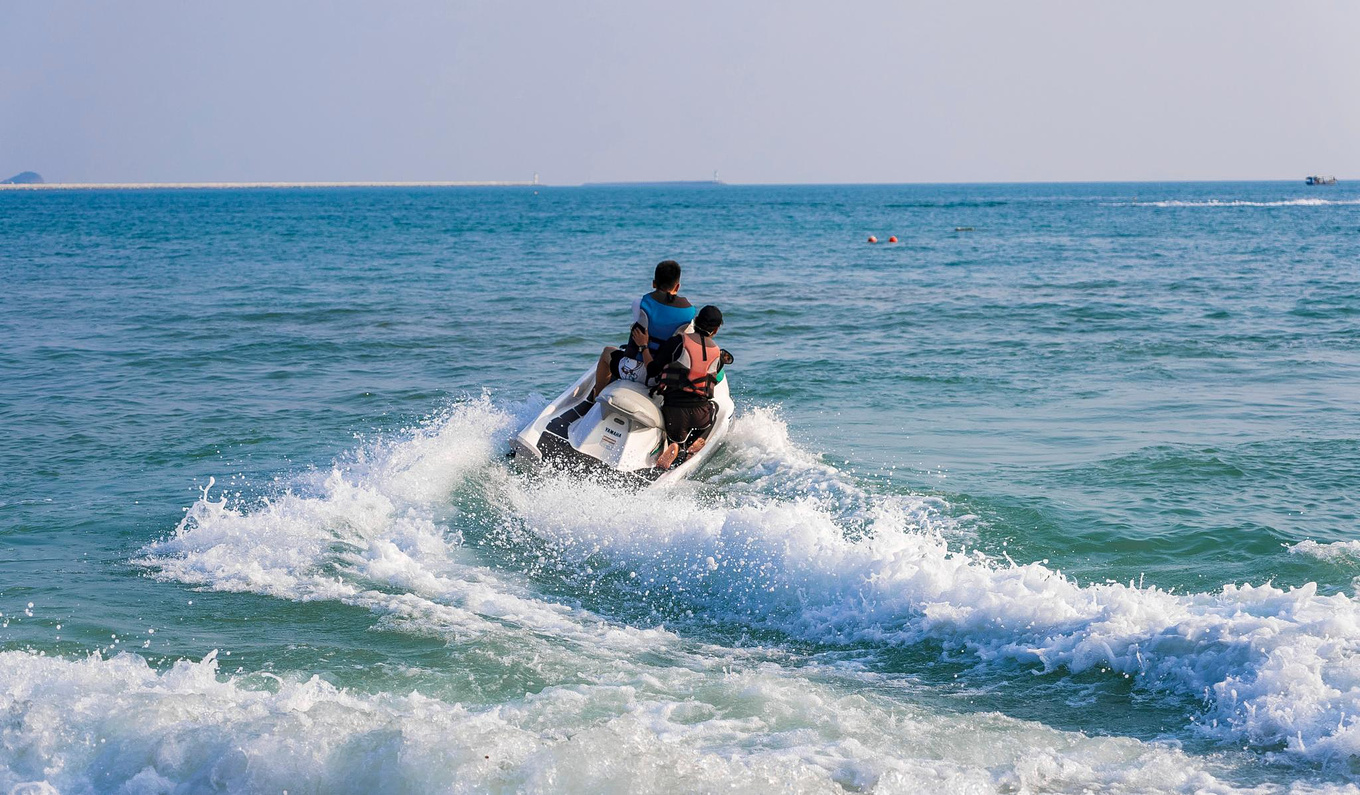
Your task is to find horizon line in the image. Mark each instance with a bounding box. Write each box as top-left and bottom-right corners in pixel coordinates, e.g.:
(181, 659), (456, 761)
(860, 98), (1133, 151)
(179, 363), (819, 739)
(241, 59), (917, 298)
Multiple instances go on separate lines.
(0, 177), (1346, 191)
(0, 180), (537, 191)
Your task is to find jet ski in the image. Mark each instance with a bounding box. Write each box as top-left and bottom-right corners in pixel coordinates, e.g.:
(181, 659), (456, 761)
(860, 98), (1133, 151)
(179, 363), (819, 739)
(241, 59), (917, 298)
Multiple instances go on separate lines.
(511, 367), (734, 486)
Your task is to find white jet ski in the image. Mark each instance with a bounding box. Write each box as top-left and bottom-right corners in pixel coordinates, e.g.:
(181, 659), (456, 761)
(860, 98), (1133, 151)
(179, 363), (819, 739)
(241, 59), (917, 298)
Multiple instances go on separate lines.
(511, 367), (734, 486)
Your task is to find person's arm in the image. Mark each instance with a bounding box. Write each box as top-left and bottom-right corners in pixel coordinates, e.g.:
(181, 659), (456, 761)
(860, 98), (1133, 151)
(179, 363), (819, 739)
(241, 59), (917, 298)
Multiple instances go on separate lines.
(632, 324), (651, 365)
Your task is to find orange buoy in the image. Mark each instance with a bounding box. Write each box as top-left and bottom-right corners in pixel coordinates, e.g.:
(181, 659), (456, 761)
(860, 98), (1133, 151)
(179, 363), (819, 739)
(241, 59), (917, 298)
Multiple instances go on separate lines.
(888, 236), (898, 243)
(867, 236), (878, 244)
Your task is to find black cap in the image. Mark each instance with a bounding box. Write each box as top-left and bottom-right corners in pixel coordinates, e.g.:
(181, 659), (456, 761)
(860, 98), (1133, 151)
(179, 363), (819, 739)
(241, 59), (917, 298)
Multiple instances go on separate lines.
(695, 305), (723, 334)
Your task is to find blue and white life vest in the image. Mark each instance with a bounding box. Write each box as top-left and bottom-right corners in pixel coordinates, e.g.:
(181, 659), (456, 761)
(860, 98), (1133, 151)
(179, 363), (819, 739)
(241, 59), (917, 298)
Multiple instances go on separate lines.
(636, 294), (697, 352)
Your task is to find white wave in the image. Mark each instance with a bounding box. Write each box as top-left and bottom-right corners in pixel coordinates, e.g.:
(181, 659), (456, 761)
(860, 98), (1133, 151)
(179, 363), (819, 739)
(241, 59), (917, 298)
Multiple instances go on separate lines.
(703, 406), (969, 540)
(1116, 198), (1360, 208)
(0, 649), (1303, 795)
(1290, 540), (1360, 564)
(505, 414), (1360, 764)
(139, 396), (676, 679)
(139, 399), (1360, 767)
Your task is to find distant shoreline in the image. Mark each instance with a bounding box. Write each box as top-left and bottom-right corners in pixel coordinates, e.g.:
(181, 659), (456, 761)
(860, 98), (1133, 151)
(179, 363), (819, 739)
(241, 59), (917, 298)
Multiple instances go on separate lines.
(1, 178), (1348, 191)
(0, 180), (536, 191)
(583, 180), (724, 188)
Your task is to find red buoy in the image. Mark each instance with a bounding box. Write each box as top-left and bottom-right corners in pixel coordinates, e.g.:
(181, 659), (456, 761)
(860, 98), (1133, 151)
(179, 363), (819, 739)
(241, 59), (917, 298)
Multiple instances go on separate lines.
(888, 236), (898, 243)
(867, 236), (878, 244)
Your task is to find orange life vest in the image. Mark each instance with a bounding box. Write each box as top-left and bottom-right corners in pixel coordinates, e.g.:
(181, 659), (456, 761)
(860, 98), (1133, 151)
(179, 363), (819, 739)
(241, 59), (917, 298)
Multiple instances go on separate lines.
(661, 331), (722, 400)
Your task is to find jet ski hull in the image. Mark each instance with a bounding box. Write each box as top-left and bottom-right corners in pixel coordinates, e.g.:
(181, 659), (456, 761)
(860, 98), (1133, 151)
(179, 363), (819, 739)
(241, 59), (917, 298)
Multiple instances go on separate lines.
(512, 367), (733, 486)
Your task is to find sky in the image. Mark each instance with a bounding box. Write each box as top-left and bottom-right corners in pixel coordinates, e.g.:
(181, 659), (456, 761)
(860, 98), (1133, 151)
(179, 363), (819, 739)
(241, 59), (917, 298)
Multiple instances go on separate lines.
(1, 1), (1357, 185)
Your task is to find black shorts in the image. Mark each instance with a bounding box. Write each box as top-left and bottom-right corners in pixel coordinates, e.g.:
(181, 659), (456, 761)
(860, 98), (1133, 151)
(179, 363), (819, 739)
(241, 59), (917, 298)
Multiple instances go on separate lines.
(662, 402), (715, 445)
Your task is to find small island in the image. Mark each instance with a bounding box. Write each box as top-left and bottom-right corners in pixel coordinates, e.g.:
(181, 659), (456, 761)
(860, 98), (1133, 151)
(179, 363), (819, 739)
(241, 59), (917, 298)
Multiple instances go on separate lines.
(1, 171), (44, 185)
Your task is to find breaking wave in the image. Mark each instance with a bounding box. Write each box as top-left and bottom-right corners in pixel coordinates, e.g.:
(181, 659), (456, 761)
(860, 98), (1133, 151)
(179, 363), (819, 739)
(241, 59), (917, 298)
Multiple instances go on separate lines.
(1290, 540), (1360, 565)
(118, 398), (1360, 769)
(0, 647), (1284, 794)
(3, 397), (1358, 790)
(502, 423), (1360, 763)
(0, 403), (1282, 793)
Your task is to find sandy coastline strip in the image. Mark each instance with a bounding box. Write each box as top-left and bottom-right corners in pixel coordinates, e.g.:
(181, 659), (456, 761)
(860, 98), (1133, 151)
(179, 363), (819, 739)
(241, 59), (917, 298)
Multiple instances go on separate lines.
(0, 181), (536, 191)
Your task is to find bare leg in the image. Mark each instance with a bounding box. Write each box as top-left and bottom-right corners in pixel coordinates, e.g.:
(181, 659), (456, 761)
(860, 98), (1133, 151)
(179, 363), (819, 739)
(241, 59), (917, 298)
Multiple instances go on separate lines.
(655, 441), (680, 470)
(687, 436), (707, 455)
(591, 347), (617, 400)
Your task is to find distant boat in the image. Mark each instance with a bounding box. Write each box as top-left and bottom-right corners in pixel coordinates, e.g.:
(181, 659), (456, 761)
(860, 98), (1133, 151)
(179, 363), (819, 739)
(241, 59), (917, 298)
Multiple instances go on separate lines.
(1305, 175), (1337, 186)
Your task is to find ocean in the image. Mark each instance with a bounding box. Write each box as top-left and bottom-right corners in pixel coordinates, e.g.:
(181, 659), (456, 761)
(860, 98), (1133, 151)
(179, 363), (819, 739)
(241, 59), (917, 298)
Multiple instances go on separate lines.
(2, 182), (1359, 793)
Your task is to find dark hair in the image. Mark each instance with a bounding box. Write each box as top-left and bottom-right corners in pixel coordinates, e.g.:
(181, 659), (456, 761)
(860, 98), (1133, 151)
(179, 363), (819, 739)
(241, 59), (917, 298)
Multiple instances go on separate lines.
(653, 260), (681, 291)
(695, 305), (723, 335)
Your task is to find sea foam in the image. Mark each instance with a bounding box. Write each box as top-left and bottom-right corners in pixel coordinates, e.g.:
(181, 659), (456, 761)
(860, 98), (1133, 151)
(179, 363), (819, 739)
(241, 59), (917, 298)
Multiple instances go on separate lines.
(503, 414), (1360, 762)
(135, 399), (1360, 768)
(1291, 541), (1360, 565)
(0, 647), (1299, 794)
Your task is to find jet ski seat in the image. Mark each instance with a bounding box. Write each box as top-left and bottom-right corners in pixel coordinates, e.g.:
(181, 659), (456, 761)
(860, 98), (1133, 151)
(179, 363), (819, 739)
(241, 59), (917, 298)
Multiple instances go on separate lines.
(597, 381), (664, 429)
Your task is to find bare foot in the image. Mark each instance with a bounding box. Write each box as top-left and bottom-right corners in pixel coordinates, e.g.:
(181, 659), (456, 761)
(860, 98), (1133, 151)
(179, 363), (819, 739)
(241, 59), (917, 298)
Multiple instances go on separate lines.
(655, 442), (679, 470)
(688, 437), (707, 455)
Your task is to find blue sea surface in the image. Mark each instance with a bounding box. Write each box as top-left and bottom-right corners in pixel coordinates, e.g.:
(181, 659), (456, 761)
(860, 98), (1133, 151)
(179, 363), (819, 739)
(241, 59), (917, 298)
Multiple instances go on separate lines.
(2, 183), (1360, 792)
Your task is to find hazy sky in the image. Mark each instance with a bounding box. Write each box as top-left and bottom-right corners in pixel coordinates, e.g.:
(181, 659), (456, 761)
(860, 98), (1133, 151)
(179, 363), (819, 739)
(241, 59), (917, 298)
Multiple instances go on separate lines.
(2, 1), (1356, 184)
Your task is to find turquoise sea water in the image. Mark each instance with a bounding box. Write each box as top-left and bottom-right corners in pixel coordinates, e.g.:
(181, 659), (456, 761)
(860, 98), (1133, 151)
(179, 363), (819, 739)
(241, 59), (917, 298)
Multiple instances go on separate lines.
(2, 182), (1360, 793)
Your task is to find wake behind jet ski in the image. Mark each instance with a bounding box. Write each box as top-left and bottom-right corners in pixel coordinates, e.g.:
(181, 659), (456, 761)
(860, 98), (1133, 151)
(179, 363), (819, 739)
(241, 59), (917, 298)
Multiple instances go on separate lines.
(512, 262), (733, 485)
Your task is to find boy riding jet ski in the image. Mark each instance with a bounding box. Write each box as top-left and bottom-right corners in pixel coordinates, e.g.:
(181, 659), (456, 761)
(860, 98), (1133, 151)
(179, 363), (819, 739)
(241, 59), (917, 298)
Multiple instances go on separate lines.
(511, 263), (734, 485)
(590, 260), (695, 400)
